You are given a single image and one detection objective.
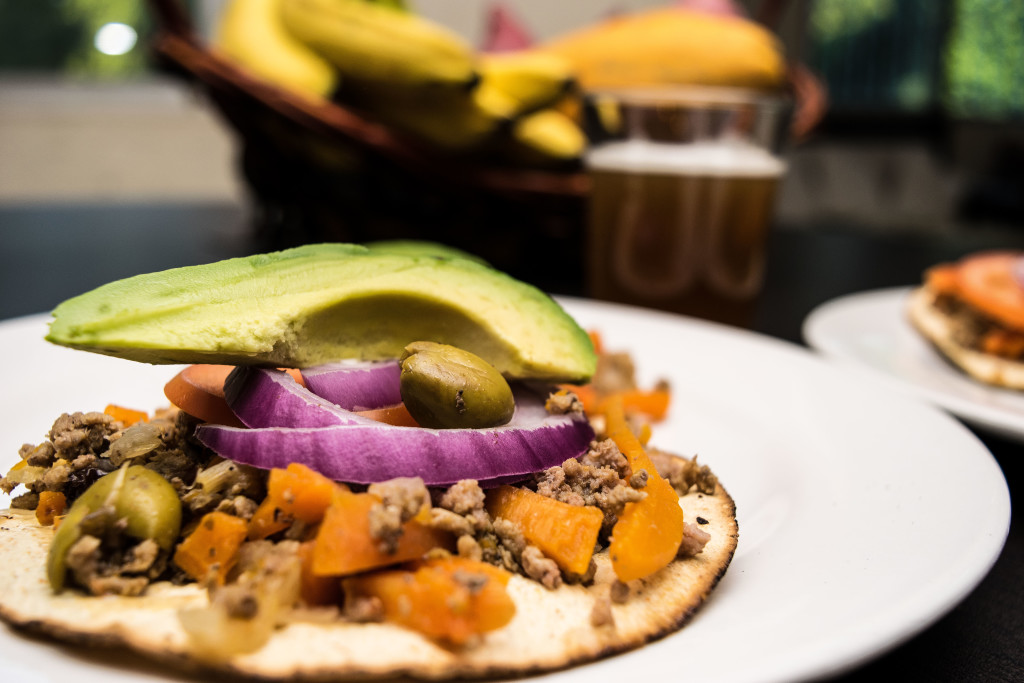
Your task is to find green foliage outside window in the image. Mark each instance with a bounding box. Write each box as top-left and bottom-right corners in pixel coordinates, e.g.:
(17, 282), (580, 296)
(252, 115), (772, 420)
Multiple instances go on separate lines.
(808, 0), (1023, 121)
(944, 0), (1024, 119)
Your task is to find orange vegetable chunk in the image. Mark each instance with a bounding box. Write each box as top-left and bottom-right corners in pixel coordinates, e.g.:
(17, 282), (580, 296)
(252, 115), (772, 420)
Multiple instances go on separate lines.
(248, 463), (342, 540)
(297, 540), (341, 607)
(485, 485), (602, 576)
(103, 404), (149, 426)
(605, 396), (684, 582)
(354, 402), (420, 427)
(311, 490), (452, 577)
(343, 557), (515, 644)
(35, 491), (66, 526)
(174, 511), (249, 584)
(957, 252), (1024, 331)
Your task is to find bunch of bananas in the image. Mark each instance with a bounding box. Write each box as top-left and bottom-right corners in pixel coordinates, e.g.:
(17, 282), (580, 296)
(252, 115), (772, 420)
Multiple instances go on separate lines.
(213, 0), (585, 167)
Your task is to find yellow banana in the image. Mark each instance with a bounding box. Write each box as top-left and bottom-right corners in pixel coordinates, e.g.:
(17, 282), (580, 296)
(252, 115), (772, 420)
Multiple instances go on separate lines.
(279, 0), (477, 90)
(478, 51), (575, 116)
(355, 85), (514, 150)
(214, 0), (337, 99)
(504, 109), (586, 166)
(539, 7), (787, 91)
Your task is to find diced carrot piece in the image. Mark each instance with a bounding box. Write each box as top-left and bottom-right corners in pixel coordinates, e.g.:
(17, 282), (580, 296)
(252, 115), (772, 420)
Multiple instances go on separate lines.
(925, 263), (960, 295)
(354, 403), (420, 427)
(311, 490), (452, 577)
(103, 404), (149, 426)
(611, 388), (670, 421)
(248, 463), (345, 540)
(588, 330), (604, 355)
(342, 557), (515, 644)
(485, 485), (602, 576)
(35, 491), (66, 526)
(297, 540), (341, 607)
(173, 511), (249, 584)
(164, 365), (244, 427)
(604, 396), (684, 582)
(561, 385), (670, 422)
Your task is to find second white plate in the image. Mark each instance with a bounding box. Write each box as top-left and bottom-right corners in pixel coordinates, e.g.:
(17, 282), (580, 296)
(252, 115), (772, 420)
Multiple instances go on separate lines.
(803, 286), (1024, 442)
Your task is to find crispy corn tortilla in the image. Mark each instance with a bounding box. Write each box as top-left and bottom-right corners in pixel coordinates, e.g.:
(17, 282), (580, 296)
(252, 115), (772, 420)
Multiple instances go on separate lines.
(907, 286), (1024, 390)
(0, 485), (736, 680)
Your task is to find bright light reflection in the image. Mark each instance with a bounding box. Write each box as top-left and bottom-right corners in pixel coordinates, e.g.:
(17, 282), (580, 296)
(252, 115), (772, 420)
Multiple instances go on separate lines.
(94, 22), (137, 56)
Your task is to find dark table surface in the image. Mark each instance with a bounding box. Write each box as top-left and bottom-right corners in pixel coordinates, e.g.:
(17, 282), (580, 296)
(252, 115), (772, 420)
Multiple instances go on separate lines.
(1, 202), (1021, 682)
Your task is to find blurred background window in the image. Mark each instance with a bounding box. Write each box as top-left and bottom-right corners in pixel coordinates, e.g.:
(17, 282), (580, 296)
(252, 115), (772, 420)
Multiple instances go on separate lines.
(807, 0), (1024, 121)
(0, 0), (161, 79)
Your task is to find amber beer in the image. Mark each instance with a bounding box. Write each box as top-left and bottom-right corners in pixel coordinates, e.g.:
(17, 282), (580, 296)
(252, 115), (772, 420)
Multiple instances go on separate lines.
(586, 140), (785, 327)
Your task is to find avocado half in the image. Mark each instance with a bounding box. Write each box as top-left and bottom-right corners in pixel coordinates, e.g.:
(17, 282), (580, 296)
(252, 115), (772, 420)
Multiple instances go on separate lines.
(46, 243), (596, 383)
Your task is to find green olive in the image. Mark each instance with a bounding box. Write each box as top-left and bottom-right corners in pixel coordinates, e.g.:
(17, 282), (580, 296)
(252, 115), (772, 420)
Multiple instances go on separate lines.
(400, 341), (515, 429)
(47, 465), (182, 591)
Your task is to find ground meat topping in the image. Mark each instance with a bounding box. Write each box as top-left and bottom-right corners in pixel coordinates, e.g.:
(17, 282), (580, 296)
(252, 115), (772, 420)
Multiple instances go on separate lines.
(648, 448), (718, 496)
(182, 458), (265, 518)
(23, 442), (56, 468)
(545, 390), (585, 415)
(578, 439), (631, 479)
(520, 546), (561, 589)
(435, 479), (490, 532)
(367, 477), (430, 554)
(49, 412), (117, 459)
(534, 446), (645, 535)
(456, 534), (484, 561)
(677, 522), (712, 558)
(64, 532), (164, 597)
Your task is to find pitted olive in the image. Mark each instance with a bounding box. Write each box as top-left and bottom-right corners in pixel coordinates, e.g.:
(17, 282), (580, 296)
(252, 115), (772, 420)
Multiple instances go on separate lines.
(47, 465), (182, 591)
(400, 341), (515, 429)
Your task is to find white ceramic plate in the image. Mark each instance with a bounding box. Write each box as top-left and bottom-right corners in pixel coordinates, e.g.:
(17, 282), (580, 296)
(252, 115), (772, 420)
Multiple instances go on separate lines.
(803, 286), (1024, 443)
(0, 302), (1010, 683)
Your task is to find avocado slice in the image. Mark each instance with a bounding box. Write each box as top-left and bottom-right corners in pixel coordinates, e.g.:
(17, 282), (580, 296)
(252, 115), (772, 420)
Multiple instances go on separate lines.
(46, 243), (596, 382)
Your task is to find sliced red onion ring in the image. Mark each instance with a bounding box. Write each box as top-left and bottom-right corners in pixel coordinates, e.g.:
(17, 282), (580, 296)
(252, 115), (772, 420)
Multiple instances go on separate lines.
(224, 367), (374, 428)
(199, 367), (593, 486)
(300, 360), (401, 411)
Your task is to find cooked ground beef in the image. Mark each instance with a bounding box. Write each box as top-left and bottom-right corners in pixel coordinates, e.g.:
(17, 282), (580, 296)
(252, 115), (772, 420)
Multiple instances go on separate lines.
(456, 534), (484, 561)
(677, 522), (712, 557)
(534, 442), (646, 536)
(579, 438), (631, 479)
(49, 412), (117, 460)
(182, 458), (265, 518)
(520, 546), (561, 589)
(934, 292), (992, 351)
(367, 478), (431, 554)
(64, 532), (165, 597)
(545, 390), (584, 415)
(648, 448), (717, 496)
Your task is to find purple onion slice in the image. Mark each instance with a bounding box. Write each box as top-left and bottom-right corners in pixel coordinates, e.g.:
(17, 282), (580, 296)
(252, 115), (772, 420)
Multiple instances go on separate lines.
(300, 360), (402, 411)
(200, 367), (593, 486)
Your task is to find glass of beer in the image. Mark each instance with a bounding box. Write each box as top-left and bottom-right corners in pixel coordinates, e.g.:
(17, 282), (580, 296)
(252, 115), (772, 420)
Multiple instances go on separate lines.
(584, 87), (791, 327)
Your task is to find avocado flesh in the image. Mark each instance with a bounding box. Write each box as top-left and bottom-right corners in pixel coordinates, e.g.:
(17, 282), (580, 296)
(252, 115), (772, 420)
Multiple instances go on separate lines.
(46, 243), (596, 382)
